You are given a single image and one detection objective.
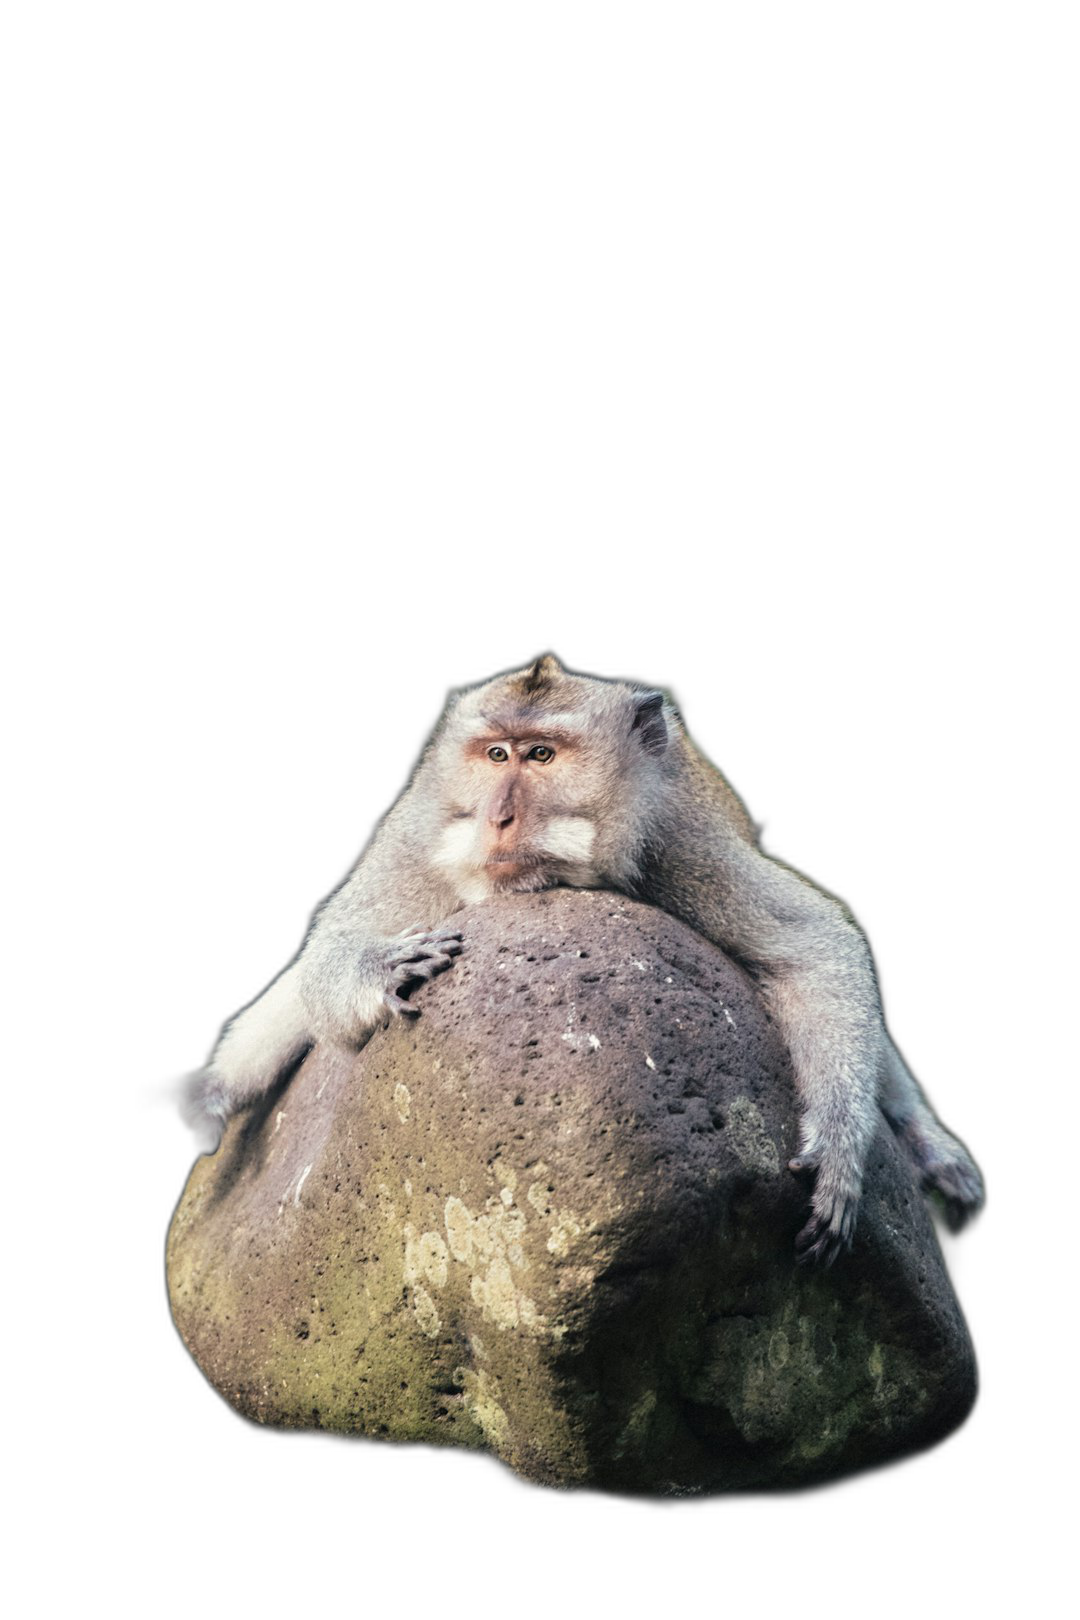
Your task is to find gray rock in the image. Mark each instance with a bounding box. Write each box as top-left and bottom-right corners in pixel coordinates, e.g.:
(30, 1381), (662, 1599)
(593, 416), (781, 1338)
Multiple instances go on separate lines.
(167, 889), (976, 1491)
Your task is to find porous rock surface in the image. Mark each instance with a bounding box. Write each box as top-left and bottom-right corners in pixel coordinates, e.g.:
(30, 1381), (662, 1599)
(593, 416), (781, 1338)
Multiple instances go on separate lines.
(167, 889), (976, 1491)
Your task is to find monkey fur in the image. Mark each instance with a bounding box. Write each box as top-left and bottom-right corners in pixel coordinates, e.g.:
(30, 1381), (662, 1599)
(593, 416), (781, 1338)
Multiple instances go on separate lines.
(191, 655), (984, 1265)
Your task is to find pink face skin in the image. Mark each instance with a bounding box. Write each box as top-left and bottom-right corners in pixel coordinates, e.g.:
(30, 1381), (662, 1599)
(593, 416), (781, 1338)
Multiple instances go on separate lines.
(435, 718), (601, 900)
(474, 731), (575, 889)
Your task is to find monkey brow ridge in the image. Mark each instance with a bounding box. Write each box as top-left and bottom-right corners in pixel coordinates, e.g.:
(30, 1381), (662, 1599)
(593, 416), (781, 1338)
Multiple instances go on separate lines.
(477, 709), (580, 744)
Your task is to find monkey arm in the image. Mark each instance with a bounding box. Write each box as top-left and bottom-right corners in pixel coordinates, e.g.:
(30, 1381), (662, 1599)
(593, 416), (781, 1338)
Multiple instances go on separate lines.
(652, 825), (886, 1263)
(745, 882), (884, 1264)
(295, 782), (464, 1031)
(198, 789), (462, 1130)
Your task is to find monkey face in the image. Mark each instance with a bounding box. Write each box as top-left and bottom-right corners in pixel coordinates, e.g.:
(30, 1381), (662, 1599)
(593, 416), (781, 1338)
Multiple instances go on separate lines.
(434, 731), (600, 898)
(431, 656), (671, 904)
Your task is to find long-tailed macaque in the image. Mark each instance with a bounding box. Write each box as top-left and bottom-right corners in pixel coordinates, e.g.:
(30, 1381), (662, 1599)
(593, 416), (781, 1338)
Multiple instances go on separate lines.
(191, 655), (983, 1264)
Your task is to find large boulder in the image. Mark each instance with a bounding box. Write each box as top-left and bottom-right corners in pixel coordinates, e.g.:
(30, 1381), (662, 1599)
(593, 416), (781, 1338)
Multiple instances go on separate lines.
(167, 889), (976, 1491)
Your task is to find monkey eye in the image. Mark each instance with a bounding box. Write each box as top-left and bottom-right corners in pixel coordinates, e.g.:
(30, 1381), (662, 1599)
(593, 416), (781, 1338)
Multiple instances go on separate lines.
(528, 745), (555, 763)
(487, 746), (509, 763)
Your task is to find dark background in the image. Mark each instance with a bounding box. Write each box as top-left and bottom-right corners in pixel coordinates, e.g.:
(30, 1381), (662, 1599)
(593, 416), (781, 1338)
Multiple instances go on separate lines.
(101, 573), (1003, 1542)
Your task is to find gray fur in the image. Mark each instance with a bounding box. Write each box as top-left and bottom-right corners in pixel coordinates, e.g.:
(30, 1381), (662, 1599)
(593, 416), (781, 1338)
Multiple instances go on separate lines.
(193, 655), (984, 1264)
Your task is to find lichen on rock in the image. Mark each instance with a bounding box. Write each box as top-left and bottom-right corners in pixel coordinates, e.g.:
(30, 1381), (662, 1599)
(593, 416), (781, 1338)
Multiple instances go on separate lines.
(167, 889), (976, 1491)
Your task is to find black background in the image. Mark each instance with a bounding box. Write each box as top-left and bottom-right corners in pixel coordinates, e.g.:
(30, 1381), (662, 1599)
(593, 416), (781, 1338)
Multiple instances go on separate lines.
(105, 560), (1010, 1542)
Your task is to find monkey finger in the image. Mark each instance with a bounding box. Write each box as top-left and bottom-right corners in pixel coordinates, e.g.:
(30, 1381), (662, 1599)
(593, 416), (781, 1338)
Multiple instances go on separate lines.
(397, 940), (464, 964)
(412, 936), (465, 955)
(419, 953), (457, 976)
(795, 1204), (854, 1267)
(394, 957), (445, 985)
(795, 1224), (841, 1267)
(382, 990), (421, 1018)
(389, 960), (446, 989)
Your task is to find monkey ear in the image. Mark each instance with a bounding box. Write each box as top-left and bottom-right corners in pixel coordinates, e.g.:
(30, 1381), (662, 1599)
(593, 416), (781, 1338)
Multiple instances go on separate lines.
(630, 690), (668, 755)
(520, 653), (563, 693)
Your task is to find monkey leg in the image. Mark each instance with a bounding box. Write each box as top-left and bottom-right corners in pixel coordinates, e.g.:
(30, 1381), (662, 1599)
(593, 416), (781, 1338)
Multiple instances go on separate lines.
(193, 928), (464, 1144)
(879, 1035), (984, 1229)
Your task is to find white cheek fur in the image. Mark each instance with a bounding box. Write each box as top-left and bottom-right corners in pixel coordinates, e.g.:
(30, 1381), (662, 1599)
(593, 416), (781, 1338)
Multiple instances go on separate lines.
(432, 818), (479, 870)
(540, 816), (596, 865)
(434, 811), (597, 904)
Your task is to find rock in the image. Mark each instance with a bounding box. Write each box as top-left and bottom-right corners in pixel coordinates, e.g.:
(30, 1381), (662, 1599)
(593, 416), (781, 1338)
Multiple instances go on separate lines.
(167, 889), (976, 1491)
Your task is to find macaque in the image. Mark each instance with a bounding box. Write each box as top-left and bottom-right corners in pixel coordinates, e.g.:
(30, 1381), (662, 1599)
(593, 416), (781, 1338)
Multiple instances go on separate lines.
(192, 655), (983, 1264)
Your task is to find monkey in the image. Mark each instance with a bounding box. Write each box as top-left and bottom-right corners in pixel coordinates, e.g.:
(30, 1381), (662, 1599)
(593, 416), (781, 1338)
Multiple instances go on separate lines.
(190, 654), (984, 1265)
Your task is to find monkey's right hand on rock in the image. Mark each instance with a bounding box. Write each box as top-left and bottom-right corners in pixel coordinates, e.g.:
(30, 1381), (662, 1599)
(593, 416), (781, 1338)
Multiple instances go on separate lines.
(377, 927), (464, 1021)
(300, 926), (463, 1046)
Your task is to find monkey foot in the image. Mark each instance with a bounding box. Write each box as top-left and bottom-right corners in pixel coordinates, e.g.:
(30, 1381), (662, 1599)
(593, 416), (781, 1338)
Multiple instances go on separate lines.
(193, 1121), (223, 1159)
(921, 1152), (985, 1232)
(179, 1075), (228, 1153)
(898, 1124), (985, 1232)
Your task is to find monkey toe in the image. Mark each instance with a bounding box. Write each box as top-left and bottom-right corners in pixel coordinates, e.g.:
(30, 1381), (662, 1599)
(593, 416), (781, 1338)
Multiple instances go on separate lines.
(940, 1197), (973, 1233)
(926, 1173), (984, 1232)
(920, 1154), (984, 1225)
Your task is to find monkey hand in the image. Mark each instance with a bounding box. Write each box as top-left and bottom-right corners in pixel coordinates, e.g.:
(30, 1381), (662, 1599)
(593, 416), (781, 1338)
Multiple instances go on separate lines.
(299, 926), (463, 1045)
(789, 1148), (860, 1267)
(375, 927), (464, 1022)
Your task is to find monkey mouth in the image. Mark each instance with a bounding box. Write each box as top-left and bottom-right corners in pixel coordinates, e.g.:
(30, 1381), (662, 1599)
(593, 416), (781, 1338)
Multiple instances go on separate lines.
(484, 852), (556, 888)
(484, 849), (547, 866)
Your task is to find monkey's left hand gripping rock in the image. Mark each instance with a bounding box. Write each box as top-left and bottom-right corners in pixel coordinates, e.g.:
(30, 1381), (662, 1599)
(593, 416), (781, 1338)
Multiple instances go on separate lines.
(789, 1150), (860, 1267)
